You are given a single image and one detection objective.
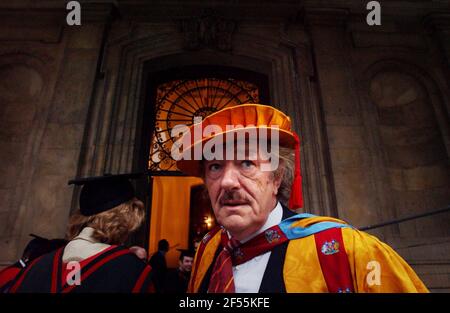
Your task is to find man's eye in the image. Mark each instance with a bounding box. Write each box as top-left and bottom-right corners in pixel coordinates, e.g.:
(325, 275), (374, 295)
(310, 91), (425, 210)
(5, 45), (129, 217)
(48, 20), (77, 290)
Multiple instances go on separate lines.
(208, 163), (222, 171)
(241, 160), (255, 169)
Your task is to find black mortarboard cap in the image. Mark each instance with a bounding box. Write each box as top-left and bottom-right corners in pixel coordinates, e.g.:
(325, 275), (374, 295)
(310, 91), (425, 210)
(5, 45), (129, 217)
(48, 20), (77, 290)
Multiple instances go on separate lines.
(68, 173), (143, 216)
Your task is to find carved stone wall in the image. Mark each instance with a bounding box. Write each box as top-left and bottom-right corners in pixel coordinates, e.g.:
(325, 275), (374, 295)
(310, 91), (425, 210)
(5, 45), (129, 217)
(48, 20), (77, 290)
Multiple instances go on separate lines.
(0, 4), (114, 266)
(77, 14), (336, 217)
(302, 6), (450, 242)
(369, 70), (450, 237)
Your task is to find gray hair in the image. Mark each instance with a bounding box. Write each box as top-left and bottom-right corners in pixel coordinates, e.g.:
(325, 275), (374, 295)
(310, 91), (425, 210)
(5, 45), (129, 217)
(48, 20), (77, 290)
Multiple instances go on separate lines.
(272, 146), (295, 207)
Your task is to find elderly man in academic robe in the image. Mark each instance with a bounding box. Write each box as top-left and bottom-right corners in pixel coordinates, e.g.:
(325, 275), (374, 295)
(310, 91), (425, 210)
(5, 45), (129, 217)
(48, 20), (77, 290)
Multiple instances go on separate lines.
(175, 104), (428, 293)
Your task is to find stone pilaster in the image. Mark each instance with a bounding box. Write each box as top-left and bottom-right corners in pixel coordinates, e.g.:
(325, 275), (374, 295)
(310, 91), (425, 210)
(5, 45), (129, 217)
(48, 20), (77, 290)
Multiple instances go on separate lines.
(304, 8), (382, 227)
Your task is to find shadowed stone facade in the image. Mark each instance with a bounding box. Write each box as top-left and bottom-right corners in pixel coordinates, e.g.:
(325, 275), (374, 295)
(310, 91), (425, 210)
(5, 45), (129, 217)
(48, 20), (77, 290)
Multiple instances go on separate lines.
(0, 0), (449, 291)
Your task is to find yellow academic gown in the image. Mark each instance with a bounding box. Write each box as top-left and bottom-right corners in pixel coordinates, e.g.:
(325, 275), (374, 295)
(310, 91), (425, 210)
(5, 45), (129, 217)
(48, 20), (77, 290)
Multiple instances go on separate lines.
(188, 216), (428, 293)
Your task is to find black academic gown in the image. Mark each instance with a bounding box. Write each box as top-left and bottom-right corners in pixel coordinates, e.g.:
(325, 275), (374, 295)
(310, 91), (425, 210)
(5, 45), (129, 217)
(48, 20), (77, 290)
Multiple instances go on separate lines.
(0, 262), (23, 293)
(8, 245), (153, 293)
(164, 268), (190, 293)
(198, 204), (296, 293)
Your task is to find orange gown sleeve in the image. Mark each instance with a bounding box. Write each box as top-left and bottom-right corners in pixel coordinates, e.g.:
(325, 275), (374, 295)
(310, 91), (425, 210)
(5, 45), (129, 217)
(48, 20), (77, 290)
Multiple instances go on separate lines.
(341, 228), (429, 293)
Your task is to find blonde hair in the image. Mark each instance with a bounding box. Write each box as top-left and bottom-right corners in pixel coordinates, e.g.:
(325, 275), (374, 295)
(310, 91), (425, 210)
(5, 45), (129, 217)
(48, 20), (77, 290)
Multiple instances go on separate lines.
(66, 198), (145, 245)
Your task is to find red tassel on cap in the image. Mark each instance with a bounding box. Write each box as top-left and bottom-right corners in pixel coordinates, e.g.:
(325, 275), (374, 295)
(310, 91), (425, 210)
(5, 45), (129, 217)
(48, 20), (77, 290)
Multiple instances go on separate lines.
(289, 131), (303, 210)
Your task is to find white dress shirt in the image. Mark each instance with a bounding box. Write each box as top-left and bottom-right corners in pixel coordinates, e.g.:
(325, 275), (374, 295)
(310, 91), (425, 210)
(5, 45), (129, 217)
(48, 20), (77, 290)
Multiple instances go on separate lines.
(62, 227), (111, 262)
(232, 201), (283, 293)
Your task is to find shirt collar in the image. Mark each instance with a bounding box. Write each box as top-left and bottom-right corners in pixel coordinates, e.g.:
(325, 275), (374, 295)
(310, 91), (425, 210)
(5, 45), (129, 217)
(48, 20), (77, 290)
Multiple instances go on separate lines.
(233, 201), (283, 243)
(76, 227), (97, 241)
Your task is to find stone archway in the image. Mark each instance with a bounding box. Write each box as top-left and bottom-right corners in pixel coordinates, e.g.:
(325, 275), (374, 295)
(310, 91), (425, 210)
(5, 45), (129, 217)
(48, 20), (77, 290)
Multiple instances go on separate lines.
(362, 59), (450, 237)
(141, 63), (271, 265)
(75, 25), (337, 221)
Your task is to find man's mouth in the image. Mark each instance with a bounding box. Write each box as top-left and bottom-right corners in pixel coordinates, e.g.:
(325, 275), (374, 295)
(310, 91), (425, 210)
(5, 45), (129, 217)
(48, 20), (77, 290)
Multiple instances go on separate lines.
(220, 201), (248, 207)
(219, 190), (250, 209)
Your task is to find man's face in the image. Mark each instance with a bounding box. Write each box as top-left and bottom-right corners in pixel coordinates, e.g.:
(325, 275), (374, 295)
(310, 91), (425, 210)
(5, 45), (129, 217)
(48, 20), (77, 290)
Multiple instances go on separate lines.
(203, 144), (282, 241)
(179, 256), (194, 272)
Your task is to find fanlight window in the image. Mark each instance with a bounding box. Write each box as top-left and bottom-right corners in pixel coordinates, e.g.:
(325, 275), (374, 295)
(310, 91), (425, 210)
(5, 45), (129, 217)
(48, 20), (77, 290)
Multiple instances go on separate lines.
(149, 78), (260, 171)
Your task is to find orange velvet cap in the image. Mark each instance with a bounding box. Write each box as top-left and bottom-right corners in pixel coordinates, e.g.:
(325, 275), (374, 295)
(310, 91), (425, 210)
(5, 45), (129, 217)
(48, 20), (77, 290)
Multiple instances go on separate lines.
(175, 104), (297, 177)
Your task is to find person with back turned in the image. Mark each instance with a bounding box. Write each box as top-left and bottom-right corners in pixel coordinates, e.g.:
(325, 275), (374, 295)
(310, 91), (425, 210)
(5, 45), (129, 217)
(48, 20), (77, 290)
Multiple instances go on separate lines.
(7, 175), (153, 293)
(0, 234), (66, 292)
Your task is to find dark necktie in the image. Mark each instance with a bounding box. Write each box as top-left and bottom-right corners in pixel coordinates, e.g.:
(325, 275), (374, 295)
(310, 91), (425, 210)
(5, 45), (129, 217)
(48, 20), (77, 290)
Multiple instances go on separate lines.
(208, 224), (291, 293)
(207, 230), (240, 293)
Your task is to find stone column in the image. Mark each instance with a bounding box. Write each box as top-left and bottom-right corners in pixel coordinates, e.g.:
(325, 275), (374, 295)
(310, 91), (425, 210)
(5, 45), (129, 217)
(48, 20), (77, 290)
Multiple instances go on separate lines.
(278, 25), (338, 216)
(424, 13), (450, 88)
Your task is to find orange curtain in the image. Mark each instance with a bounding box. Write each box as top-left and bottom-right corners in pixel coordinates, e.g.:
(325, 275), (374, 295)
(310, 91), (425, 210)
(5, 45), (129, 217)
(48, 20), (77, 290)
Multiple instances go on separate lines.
(148, 176), (204, 268)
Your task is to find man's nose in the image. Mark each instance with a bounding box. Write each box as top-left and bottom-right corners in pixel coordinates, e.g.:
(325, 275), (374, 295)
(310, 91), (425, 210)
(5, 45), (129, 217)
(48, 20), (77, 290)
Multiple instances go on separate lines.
(219, 163), (241, 189)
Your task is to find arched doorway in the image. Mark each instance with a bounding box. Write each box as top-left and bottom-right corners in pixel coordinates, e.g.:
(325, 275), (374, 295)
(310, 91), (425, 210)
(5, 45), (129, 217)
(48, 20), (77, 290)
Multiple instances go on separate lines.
(140, 65), (270, 267)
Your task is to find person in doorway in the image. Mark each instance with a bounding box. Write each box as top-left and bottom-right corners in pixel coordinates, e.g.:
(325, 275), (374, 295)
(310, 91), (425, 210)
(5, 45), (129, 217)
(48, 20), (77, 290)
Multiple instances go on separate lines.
(175, 104), (428, 293)
(149, 239), (169, 293)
